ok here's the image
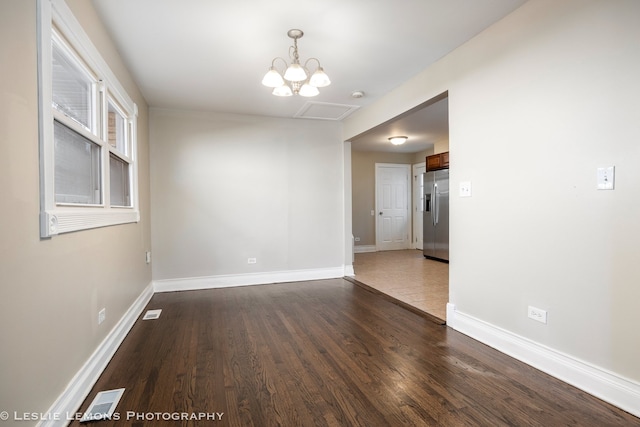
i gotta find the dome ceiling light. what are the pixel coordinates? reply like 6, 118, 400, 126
388, 136, 408, 145
262, 29, 331, 97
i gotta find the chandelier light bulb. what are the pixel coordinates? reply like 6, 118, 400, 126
309, 67, 331, 88
262, 67, 285, 88
284, 63, 307, 82
272, 84, 293, 97
299, 83, 320, 97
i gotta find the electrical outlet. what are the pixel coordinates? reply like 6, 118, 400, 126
248, 258, 257, 264
354, 237, 361, 242
528, 306, 547, 324
98, 308, 106, 325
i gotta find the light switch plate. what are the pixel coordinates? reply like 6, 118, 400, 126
459, 181, 472, 197
597, 166, 615, 190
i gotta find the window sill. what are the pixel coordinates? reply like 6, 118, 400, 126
41, 208, 140, 237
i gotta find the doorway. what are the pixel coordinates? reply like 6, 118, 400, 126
347, 92, 449, 322
375, 163, 411, 251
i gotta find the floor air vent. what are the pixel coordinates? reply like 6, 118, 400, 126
80, 388, 125, 422
143, 309, 162, 320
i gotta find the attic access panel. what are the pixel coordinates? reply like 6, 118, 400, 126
294, 101, 360, 121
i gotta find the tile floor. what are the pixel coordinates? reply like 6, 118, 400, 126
352, 249, 449, 322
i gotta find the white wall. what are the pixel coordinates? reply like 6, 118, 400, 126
344, 0, 640, 407
448, 0, 640, 378
150, 109, 346, 283
0, 0, 151, 422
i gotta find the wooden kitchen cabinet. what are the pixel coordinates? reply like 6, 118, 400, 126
426, 152, 449, 171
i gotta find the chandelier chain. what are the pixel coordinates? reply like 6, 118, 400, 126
290, 37, 300, 64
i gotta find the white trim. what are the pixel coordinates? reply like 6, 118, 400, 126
294, 101, 360, 121
38, 0, 139, 238
344, 143, 354, 276
153, 267, 347, 293
42, 209, 139, 236
37, 282, 154, 427
446, 303, 640, 418
50, 0, 134, 113
412, 162, 426, 250
354, 245, 377, 253
344, 264, 355, 277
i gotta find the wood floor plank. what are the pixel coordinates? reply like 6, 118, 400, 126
68, 279, 640, 426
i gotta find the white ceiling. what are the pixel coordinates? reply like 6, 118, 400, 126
350, 94, 449, 153
91, 0, 527, 152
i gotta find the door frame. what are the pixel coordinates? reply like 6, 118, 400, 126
412, 162, 426, 250
374, 163, 411, 251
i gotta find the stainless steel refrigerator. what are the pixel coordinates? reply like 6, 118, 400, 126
423, 169, 449, 262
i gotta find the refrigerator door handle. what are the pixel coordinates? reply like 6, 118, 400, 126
433, 183, 438, 226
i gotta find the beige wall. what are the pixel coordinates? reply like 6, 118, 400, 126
3, 0, 638, 420
351, 150, 416, 246
412, 148, 432, 164
344, 0, 640, 385
150, 109, 345, 280
0, 0, 151, 422
433, 139, 449, 154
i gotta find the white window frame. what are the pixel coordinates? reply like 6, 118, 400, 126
37, 0, 139, 237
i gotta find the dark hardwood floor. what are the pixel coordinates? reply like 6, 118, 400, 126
70, 279, 639, 426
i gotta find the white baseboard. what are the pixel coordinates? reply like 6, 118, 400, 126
344, 264, 355, 277
153, 266, 348, 293
446, 303, 640, 418
354, 245, 376, 253
37, 282, 154, 427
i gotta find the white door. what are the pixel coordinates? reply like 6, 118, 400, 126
375, 163, 410, 251
413, 163, 426, 250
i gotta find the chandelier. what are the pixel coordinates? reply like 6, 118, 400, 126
261, 29, 331, 97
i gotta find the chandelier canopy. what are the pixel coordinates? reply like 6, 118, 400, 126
262, 29, 331, 97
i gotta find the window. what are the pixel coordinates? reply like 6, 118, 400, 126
54, 120, 102, 205
109, 153, 130, 207
38, 0, 139, 237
